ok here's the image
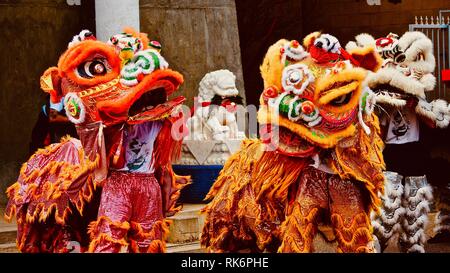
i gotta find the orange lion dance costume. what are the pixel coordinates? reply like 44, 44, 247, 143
201, 32, 386, 253
4, 29, 189, 253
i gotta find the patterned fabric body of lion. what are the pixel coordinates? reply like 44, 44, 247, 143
201, 32, 386, 253
4, 28, 190, 253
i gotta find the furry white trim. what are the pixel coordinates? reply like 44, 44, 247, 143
367, 67, 426, 98
403, 201, 431, 218
120, 78, 139, 86
403, 182, 433, 200
345, 33, 376, 51
366, 240, 377, 253
372, 221, 402, 239
384, 171, 403, 182
379, 207, 405, 225
433, 212, 450, 233
374, 92, 407, 107
381, 196, 402, 211
345, 41, 358, 52
356, 33, 376, 48
415, 98, 435, 120
64, 92, 86, 125
415, 97, 450, 128
383, 180, 404, 199
418, 72, 436, 91
282, 42, 309, 62
120, 49, 169, 87
431, 99, 450, 128
402, 214, 429, 232
398, 31, 435, 73
68, 29, 93, 48
386, 186, 404, 199
400, 229, 427, 244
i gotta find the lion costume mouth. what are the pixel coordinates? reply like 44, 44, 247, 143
128, 87, 167, 117
276, 126, 317, 156
96, 69, 185, 125
371, 83, 411, 107
261, 124, 317, 157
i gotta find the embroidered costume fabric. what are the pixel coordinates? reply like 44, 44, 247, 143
201, 32, 385, 253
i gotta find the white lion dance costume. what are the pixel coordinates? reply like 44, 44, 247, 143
347, 31, 450, 252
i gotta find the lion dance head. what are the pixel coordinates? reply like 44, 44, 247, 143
40, 28, 185, 128
346, 31, 450, 128
258, 32, 382, 157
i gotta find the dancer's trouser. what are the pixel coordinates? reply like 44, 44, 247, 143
88, 171, 165, 253
372, 172, 432, 253
279, 167, 374, 253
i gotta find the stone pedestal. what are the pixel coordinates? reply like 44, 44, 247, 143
176, 139, 242, 165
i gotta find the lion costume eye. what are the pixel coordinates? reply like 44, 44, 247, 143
415, 52, 425, 61
329, 92, 353, 106
288, 71, 302, 84
77, 59, 108, 79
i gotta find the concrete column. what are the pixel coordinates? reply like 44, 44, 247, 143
95, 0, 140, 42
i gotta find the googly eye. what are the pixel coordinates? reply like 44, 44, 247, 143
110, 36, 118, 45
288, 71, 302, 84
77, 60, 108, 79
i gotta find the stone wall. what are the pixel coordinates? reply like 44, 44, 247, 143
0, 0, 95, 204
235, 0, 303, 107
302, 0, 450, 46
139, 0, 246, 107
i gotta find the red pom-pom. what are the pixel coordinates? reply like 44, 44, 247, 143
262, 86, 279, 103
301, 101, 315, 115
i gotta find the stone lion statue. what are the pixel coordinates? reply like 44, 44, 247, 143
186, 69, 245, 141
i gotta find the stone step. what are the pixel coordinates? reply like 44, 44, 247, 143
0, 204, 207, 252
166, 241, 204, 253
0, 206, 17, 246
167, 204, 205, 244
175, 204, 206, 218
0, 225, 16, 245
0, 243, 18, 253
